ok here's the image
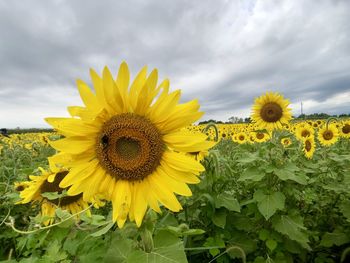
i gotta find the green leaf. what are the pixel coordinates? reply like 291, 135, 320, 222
253, 190, 285, 220
90, 222, 115, 237
204, 236, 226, 257
266, 239, 277, 251
212, 209, 227, 228
274, 168, 308, 185
104, 235, 134, 263
215, 192, 241, 212
127, 231, 187, 263
340, 200, 350, 222
320, 231, 350, 247
238, 167, 265, 182
258, 229, 269, 241
272, 215, 311, 250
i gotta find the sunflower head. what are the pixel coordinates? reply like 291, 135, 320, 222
303, 137, 316, 159
295, 123, 314, 141
17, 168, 90, 225
281, 138, 292, 147
251, 92, 292, 131
46, 62, 215, 228
318, 124, 339, 146
340, 120, 350, 138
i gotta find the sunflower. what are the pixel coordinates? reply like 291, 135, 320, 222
17, 168, 91, 225
295, 123, 314, 141
303, 136, 316, 159
340, 120, 350, 138
235, 132, 248, 144
46, 62, 215, 228
281, 138, 292, 147
318, 124, 339, 146
251, 92, 292, 130
253, 131, 271, 143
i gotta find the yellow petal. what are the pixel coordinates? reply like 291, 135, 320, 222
162, 151, 205, 175
49, 137, 95, 155
148, 171, 182, 212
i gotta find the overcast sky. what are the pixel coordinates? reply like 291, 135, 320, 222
0, 0, 349, 128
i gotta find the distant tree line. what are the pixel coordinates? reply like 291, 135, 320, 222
198, 113, 350, 125
0, 128, 54, 134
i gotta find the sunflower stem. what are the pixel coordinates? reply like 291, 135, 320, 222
325, 117, 338, 130
203, 123, 219, 142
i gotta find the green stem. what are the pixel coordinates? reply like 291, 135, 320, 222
203, 123, 219, 142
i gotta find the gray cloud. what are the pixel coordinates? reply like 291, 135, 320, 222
0, 0, 349, 128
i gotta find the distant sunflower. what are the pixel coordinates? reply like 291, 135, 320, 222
281, 138, 292, 147
340, 120, 350, 138
303, 137, 316, 159
251, 92, 292, 130
235, 132, 247, 144
17, 168, 91, 225
46, 62, 215, 228
318, 124, 339, 146
295, 123, 314, 141
253, 131, 270, 143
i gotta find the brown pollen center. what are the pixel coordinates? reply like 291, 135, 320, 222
260, 102, 283, 122
96, 113, 164, 181
301, 130, 310, 138
342, 124, 350, 134
256, 133, 265, 139
305, 140, 312, 152
323, 130, 333, 140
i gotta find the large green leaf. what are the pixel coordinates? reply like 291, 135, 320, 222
320, 231, 350, 247
127, 231, 187, 263
212, 209, 227, 228
253, 190, 285, 220
272, 215, 310, 250
274, 169, 308, 185
215, 192, 241, 212
104, 235, 134, 263
238, 167, 265, 182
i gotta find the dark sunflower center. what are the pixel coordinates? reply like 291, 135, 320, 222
260, 102, 283, 122
256, 133, 264, 139
96, 113, 164, 181
323, 130, 333, 140
301, 130, 310, 137
342, 124, 350, 134
239, 135, 245, 141
40, 171, 82, 206
116, 137, 141, 160
305, 140, 312, 152
284, 139, 290, 145
15, 185, 25, 191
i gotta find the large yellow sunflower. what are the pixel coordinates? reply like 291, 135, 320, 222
46, 62, 215, 228
318, 124, 339, 146
251, 92, 292, 130
17, 168, 92, 225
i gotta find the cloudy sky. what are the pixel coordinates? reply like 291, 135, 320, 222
0, 0, 349, 128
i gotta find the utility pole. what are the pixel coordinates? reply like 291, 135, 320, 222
301, 101, 303, 116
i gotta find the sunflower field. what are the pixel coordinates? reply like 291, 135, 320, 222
1, 63, 350, 263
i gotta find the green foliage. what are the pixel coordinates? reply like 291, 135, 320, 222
1, 133, 350, 262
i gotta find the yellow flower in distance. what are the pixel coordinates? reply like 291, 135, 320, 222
281, 138, 292, 147
318, 124, 339, 146
340, 120, 350, 138
17, 168, 91, 226
295, 123, 314, 141
251, 92, 292, 130
303, 136, 316, 159
46, 62, 215, 228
